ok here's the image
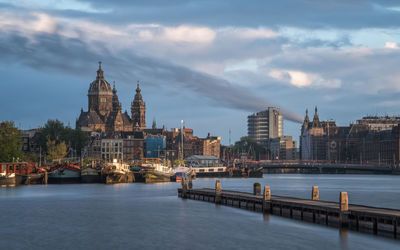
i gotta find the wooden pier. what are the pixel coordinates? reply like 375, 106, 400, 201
178, 181, 400, 239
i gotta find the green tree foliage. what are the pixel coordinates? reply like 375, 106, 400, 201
37, 120, 89, 156
0, 121, 24, 162
46, 138, 67, 163
232, 137, 267, 160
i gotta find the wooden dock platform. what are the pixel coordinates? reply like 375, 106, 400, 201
178, 181, 400, 239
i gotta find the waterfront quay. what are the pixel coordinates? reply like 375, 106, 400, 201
178, 181, 400, 239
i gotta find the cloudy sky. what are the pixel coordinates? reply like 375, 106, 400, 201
1, 0, 400, 144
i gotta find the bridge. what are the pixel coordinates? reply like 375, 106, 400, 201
245, 160, 400, 174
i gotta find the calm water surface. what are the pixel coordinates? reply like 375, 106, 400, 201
1, 174, 400, 250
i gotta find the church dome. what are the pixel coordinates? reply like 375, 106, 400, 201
88, 62, 112, 96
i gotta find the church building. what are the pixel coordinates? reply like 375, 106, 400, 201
76, 62, 146, 133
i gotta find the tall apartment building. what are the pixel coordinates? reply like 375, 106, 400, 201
248, 107, 283, 145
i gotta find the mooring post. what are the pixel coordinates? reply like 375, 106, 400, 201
312, 186, 319, 200
253, 182, 261, 195
339, 192, 349, 228
263, 186, 271, 213
181, 178, 188, 199
215, 180, 222, 204
188, 178, 193, 189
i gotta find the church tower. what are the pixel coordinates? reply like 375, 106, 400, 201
131, 81, 146, 130
88, 62, 113, 118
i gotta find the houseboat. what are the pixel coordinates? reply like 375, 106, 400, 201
185, 155, 228, 178
141, 158, 173, 183
81, 167, 101, 183
48, 163, 81, 184
101, 159, 134, 184
1, 162, 46, 185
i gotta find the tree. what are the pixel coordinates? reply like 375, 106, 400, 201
37, 120, 89, 157
232, 137, 267, 160
0, 121, 24, 162
37, 119, 66, 152
46, 138, 67, 163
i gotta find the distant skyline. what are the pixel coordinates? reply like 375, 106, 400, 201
1, 0, 400, 144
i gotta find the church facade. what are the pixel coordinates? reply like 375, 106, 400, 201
76, 62, 146, 133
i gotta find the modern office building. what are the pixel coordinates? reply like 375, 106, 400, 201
248, 107, 283, 145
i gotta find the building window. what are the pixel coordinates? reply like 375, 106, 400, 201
101, 98, 106, 103
2, 165, 6, 171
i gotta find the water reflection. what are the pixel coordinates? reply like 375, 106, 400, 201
0, 175, 399, 250
339, 229, 349, 249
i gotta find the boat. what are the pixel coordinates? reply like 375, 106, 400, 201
16, 172, 45, 185
186, 155, 228, 178
81, 167, 101, 183
141, 158, 173, 183
1, 162, 46, 185
0, 172, 15, 186
171, 171, 189, 183
48, 164, 81, 184
130, 165, 145, 183
101, 159, 134, 184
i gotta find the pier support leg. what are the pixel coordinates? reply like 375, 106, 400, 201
373, 218, 378, 235
181, 179, 188, 199
215, 180, 222, 204
263, 186, 271, 213
312, 186, 319, 200
339, 192, 349, 228
253, 182, 261, 195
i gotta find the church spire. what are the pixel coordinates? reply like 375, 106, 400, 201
136, 80, 141, 93
112, 81, 121, 112
131, 80, 146, 130
312, 106, 320, 127
112, 81, 116, 93
304, 108, 309, 124
96, 61, 104, 79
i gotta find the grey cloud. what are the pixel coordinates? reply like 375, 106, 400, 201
0, 29, 303, 123
46, 0, 400, 29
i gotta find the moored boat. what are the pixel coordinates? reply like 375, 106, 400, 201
186, 155, 227, 178
101, 159, 134, 184
0, 172, 15, 186
81, 167, 101, 183
1, 162, 45, 185
48, 164, 81, 184
130, 166, 145, 183
171, 172, 188, 183
141, 158, 173, 183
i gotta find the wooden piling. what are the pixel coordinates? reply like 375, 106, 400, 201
215, 180, 222, 204
253, 182, 261, 195
312, 186, 319, 200
181, 178, 188, 199
340, 192, 349, 228
340, 192, 348, 211
263, 186, 271, 213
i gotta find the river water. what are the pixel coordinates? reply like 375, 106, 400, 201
0, 174, 399, 250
